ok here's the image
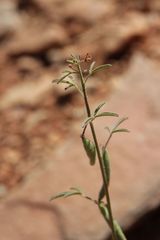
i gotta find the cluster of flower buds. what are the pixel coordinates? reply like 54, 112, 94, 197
81, 53, 92, 62
66, 54, 92, 74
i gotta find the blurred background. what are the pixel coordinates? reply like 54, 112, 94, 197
0, 0, 160, 239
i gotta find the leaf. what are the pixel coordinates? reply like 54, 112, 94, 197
98, 184, 105, 202
64, 191, 82, 198
112, 117, 128, 131
96, 112, 119, 118
66, 59, 74, 64
50, 191, 68, 201
94, 102, 106, 116
89, 61, 96, 74
52, 79, 58, 83
112, 128, 130, 134
66, 57, 77, 64
105, 126, 111, 134
64, 84, 74, 91
61, 80, 73, 84
82, 137, 96, 165
102, 148, 110, 186
92, 64, 112, 74
98, 203, 110, 224
50, 188, 82, 201
114, 220, 127, 240
82, 116, 94, 128
70, 187, 83, 194
63, 81, 74, 90
57, 72, 72, 84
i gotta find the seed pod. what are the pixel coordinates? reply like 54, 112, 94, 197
102, 148, 110, 186
98, 203, 110, 224
82, 136, 96, 165
98, 184, 105, 202
114, 221, 127, 240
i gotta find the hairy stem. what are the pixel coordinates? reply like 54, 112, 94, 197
78, 64, 117, 240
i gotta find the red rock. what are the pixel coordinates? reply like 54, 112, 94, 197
0, 54, 160, 239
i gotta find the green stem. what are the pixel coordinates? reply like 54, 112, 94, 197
104, 133, 113, 149
78, 64, 117, 240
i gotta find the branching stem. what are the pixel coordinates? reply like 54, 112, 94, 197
78, 63, 117, 240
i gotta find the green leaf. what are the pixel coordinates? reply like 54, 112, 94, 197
66, 57, 78, 64
57, 72, 72, 84
82, 137, 96, 165
98, 184, 105, 202
94, 102, 106, 116
112, 117, 128, 131
98, 202, 110, 224
112, 128, 130, 134
89, 61, 96, 74
66, 59, 74, 64
96, 112, 119, 118
50, 188, 82, 201
52, 79, 58, 83
70, 187, 83, 194
64, 191, 82, 198
114, 220, 127, 240
105, 126, 111, 134
102, 148, 110, 186
70, 187, 83, 195
50, 191, 68, 201
92, 64, 112, 74
64, 84, 74, 91
82, 116, 94, 128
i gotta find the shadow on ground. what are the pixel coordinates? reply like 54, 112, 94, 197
106, 205, 160, 240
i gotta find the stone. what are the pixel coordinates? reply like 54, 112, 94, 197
0, 76, 53, 109
0, 1, 21, 37
0, 54, 160, 239
8, 25, 68, 56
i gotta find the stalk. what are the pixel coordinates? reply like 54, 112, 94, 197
78, 64, 117, 240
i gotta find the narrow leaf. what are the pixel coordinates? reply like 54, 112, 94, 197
102, 148, 110, 186
112, 117, 128, 131
57, 72, 72, 84
61, 80, 73, 84
64, 191, 82, 198
92, 64, 112, 73
52, 79, 58, 83
82, 116, 94, 128
96, 112, 119, 118
64, 84, 74, 91
112, 128, 130, 134
82, 137, 96, 165
98, 184, 105, 202
89, 61, 96, 74
94, 102, 106, 116
50, 191, 68, 201
105, 126, 111, 134
114, 220, 127, 240
70, 187, 82, 193
66, 59, 76, 64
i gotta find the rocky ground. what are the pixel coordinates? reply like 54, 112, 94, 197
0, 0, 160, 239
